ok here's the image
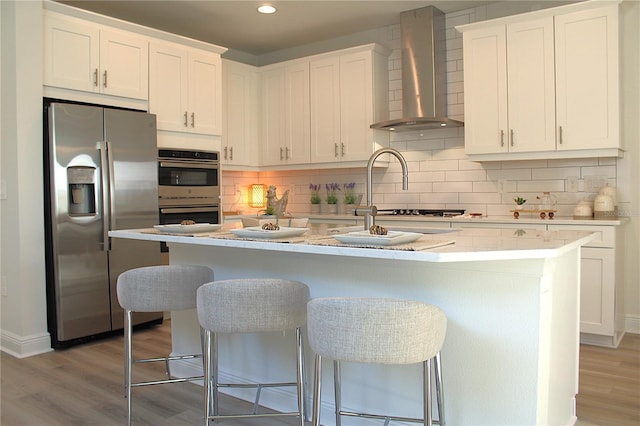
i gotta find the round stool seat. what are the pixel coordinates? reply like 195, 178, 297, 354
197, 278, 310, 426
197, 278, 309, 333
307, 297, 446, 364
307, 297, 447, 426
117, 264, 214, 312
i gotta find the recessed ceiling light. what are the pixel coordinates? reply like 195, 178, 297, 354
257, 5, 277, 14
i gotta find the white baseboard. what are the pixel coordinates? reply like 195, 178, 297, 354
0, 329, 52, 358
625, 314, 640, 334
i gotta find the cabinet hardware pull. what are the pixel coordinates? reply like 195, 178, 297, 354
334, 143, 339, 157
510, 129, 514, 147
103, 70, 107, 88
500, 130, 505, 147
559, 126, 563, 144
94, 69, 98, 87
191, 112, 195, 128
341, 143, 345, 157
224, 147, 228, 160
285, 147, 290, 159
184, 112, 188, 127
229, 147, 233, 160
280, 147, 284, 160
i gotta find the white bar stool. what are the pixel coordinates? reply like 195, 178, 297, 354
116, 264, 214, 426
307, 297, 447, 426
196, 278, 310, 425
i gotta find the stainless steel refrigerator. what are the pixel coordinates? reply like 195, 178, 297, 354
44, 100, 162, 348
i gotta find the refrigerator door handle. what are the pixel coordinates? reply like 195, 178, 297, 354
98, 141, 115, 251
106, 141, 116, 238
98, 141, 109, 251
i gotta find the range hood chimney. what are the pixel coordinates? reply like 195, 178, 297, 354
371, 6, 463, 131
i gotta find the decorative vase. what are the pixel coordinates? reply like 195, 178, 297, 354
310, 204, 321, 215
345, 203, 356, 215
326, 204, 338, 214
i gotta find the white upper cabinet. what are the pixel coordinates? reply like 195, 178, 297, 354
260, 62, 310, 166
458, 1, 622, 160
149, 41, 222, 136
222, 60, 259, 167
554, 5, 619, 151
310, 47, 389, 164
44, 11, 149, 100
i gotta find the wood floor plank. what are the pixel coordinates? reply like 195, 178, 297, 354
2, 321, 638, 425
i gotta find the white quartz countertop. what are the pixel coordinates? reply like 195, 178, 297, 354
110, 225, 596, 263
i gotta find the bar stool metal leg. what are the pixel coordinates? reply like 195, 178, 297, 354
312, 354, 322, 426
295, 327, 306, 426
424, 359, 432, 426
434, 352, 445, 426
333, 360, 342, 426
124, 310, 133, 426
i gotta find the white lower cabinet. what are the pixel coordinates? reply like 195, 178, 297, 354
547, 224, 624, 347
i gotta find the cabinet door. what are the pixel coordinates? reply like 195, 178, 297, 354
100, 29, 148, 100
340, 51, 375, 161
189, 51, 222, 136
222, 61, 258, 166
44, 13, 100, 93
284, 62, 310, 164
506, 18, 556, 153
580, 247, 615, 335
462, 26, 508, 155
555, 5, 619, 150
310, 56, 341, 163
149, 43, 189, 132
261, 68, 287, 165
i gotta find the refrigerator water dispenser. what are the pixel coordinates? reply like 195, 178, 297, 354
67, 166, 96, 216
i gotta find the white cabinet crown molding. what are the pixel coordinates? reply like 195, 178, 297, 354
43, 0, 227, 55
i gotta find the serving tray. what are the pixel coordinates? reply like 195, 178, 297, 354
332, 230, 422, 246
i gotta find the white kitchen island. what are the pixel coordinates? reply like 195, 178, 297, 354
110, 225, 595, 426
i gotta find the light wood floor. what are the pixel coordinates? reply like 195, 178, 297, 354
1, 321, 638, 425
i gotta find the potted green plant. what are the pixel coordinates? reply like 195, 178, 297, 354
325, 183, 340, 214
262, 205, 276, 217
513, 197, 527, 210
309, 184, 321, 214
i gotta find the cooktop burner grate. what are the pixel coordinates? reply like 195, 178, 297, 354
377, 209, 465, 217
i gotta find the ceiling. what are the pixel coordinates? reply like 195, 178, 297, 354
55, 1, 491, 56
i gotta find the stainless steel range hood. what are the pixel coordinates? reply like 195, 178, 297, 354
371, 6, 463, 132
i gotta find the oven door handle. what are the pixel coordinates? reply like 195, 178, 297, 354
160, 206, 219, 214
159, 160, 218, 169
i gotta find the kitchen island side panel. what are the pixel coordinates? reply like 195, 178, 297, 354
166, 242, 579, 426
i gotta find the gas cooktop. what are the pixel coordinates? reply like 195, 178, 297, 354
377, 209, 465, 217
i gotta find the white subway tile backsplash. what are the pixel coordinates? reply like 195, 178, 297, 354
460, 192, 502, 204
411, 171, 446, 182
531, 167, 581, 180
433, 181, 473, 193
445, 170, 487, 182
421, 192, 459, 204
517, 180, 565, 192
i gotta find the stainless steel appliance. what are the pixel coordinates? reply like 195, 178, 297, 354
44, 100, 162, 348
376, 209, 465, 217
158, 149, 220, 252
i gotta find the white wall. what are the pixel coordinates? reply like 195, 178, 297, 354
220, 0, 640, 333
0, 0, 51, 357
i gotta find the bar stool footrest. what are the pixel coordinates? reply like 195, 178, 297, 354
341, 410, 442, 425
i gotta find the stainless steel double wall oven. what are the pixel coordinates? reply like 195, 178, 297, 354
158, 149, 221, 251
